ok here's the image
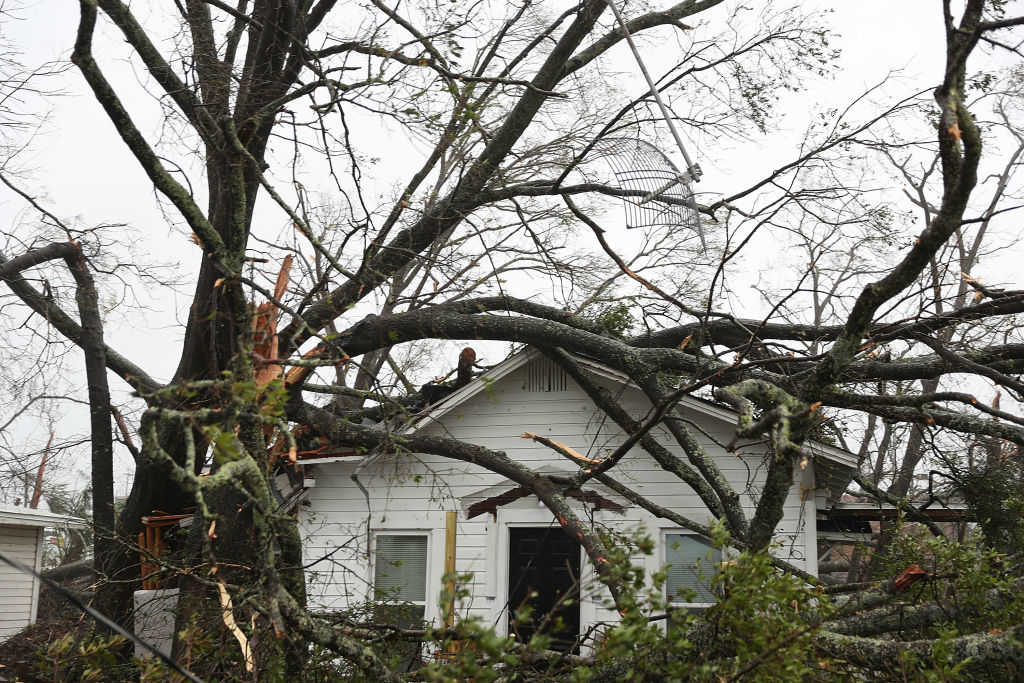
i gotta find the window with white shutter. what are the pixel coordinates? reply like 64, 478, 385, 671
374, 534, 428, 602
664, 533, 721, 609
373, 533, 428, 670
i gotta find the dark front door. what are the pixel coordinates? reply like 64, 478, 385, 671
508, 526, 581, 652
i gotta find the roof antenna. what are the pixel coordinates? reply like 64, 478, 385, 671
601, 0, 706, 248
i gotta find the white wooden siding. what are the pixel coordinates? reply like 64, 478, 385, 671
0, 524, 41, 640
301, 357, 818, 636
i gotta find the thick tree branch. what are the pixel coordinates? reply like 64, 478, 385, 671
823, 578, 1024, 637
563, 0, 723, 77
98, 0, 221, 138
630, 291, 1024, 350
73, 0, 227, 262
63, 244, 116, 615
826, 396, 1024, 447
815, 622, 1024, 678
806, 4, 984, 395
0, 248, 161, 393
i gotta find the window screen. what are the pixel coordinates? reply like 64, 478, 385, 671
374, 534, 428, 602
665, 534, 721, 605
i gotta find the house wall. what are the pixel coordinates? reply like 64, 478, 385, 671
300, 355, 818, 636
0, 524, 42, 640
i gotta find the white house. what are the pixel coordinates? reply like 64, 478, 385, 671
0, 504, 85, 640
296, 348, 857, 650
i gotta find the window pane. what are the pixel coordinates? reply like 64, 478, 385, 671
665, 534, 721, 604
375, 535, 427, 602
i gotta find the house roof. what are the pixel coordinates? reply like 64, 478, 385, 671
408, 346, 858, 471
302, 347, 858, 505
0, 503, 86, 528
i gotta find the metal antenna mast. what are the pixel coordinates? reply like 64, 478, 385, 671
604, 0, 703, 190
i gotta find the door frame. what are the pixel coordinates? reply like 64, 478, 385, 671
491, 505, 594, 639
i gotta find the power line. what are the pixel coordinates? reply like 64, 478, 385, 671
0, 549, 205, 683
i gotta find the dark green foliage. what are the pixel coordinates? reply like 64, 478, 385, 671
422, 524, 833, 682
35, 632, 135, 682
879, 523, 1024, 641
592, 302, 637, 337
956, 457, 1024, 553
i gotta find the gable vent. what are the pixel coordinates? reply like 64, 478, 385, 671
525, 358, 568, 392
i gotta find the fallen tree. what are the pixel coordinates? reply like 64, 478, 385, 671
0, 0, 1023, 679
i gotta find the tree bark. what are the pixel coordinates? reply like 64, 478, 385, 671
64, 245, 117, 618
816, 623, 1024, 680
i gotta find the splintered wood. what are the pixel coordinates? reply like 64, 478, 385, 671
253, 255, 293, 387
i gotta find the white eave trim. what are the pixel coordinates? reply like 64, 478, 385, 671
0, 505, 87, 528
830, 501, 969, 512
297, 455, 366, 465
802, 441, 859, 470
818, 531, 875, 543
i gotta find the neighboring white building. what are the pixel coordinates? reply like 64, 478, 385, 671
296, 348, 857, 649
0, 504, 85, 640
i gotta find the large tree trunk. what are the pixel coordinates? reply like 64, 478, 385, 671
62, 246, 115, 618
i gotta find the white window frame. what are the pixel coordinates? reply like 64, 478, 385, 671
661, 530, 725, 611
371, 529, 433, 623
